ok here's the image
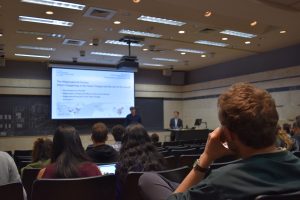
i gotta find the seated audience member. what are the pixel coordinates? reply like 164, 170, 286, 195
21, 138, 53, 175
292, 117, 300, 145
0, 151, 27, 199
110, 124, 125, 151
139, 83, 300, 200
86, 122, 119, 163
150, 133, 159, 143
282, 123, 292, 135
38, 125, 101, 178
116, 124, 165, 199
276, 129, 298, 151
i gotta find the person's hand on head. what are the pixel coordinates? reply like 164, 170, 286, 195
199, 127, 234, 168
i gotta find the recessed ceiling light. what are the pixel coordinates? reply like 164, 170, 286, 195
204, 11, 212, 17
113, 21, 121, 25
0, 33, 3, 37
21, 0, 85, 10
178, 30, 185, 34
201, 54, 206, 58
105, 40, 144, 47
19, 16, 74, 27
132, 0, 141, 3
194, 40, 229, 47
152, 57, 178, 62
220, 29, 256, 38
142, 63, 164, 67
221, 37, 228, 41
250, 21, 257, 26
245, 41, 251, 44
91, 52, 123, 57
119, 29, 162, 38
36, 37, 43, 40
180, 52, 186, 55
15, 53, 50, 59
46, 11, 53, 15
175, 48, 205, 54
89, 42, 93, 46
280, 30, 286, 34
16, 30, 65, 38
137, 15, 186, 26
17, 45, 56, 51
142, 48, 148, 51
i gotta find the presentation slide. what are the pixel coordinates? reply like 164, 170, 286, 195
51, 67, 134, 119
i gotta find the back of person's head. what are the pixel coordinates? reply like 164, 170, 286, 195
282, 123, 291, 134
218, 83, 278, 149
150, 133, 159, 143
111, 124, 125, 142
294, 117, 300, 134
118, 124, 165, 180
32, 138, 53, 163
52, 124, 89, 178
91, 122, 108, 143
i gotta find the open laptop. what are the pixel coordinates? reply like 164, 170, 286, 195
97, 163, 116, 175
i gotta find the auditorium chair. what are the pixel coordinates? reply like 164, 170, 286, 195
31, 175, 115, 200
163, 141, 180, 147
0, 182, 24, 200
159, 150, 172, 157
255, 190, 300, 200
123, 166, 190, 200
153, 142, 162, 147
171, 148, 198, 158
178, 154, 201, 168
164, 155, 177, 169
21, 168, 40, 200
157, 165, 190, 183
14, 150, 32, 157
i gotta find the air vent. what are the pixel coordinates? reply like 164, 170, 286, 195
62, 39, 86, 46
199, 28, 218, 34
84, 7, 116, 20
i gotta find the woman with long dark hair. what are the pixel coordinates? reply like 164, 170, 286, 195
38, 124, 101, 178
116, 123, 165, 199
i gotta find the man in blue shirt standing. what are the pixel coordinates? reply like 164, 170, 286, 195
124, 106, 142, 127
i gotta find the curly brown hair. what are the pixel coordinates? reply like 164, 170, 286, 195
218, 83, 279, 149
32, 138, 53, 162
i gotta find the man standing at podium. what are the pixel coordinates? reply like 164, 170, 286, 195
169, 111, 183, 141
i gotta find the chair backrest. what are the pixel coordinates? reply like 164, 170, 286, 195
159, 150, 171, 157
123, 172, 144, 200
164, 155, 178, 169
153, 142, 162, 147
293, 151, 300, 158
163, 141, 180, 147
123, 166, 190, 200
157, 166, 190, 183
255, 190, 300, 200
31, 175, 116, 200
21, 168, 40, 200
0, 182, 24, 200
14, 150, 32, 157
171, 148, 197, 157
178, 154, 200, 168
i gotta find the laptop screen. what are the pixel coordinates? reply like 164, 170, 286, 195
98, 164, 116, 175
